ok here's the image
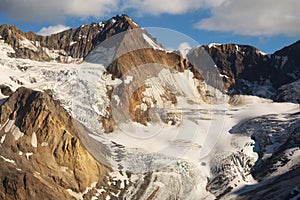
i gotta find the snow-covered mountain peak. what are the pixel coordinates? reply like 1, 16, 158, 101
0, 15, 299, 199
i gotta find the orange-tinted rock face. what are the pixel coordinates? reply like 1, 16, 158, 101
0, 87, 110, 199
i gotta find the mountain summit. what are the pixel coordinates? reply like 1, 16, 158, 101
201, 40, 300, 102
0, 14, 299, 200
0, 14, 139, 62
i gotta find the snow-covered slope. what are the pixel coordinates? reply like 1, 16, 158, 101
0, 31, 299, 200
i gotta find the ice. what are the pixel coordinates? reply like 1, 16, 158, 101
99, 22, 105, 28
0, 134, 6, 143
124, 75, 133, 84
66, 189, 82, 200
280, 56, 288, 69
41, 142, 48, 147
0, 39, 15, 58
272, 147, 300, 176
142, 33, 163, 50
219, 74, 229, 79
1, 155, 16, 164
132, 21, 139, 27
3, 120, 24, 140
1, 38, 299, 199
85, 45, 116, 66
67, 182, 99, 200
110, 171, 129, 189
278, 79, 300, 103
31, 132, 37, 148
18, 38, 38, 52
257, 50, 268, 56
208, 43, 221, 48
70, 41, 77, 46
274, 55, 289, 70
238, 79, 276, 99
91, 188, 106, 200
25, 152, 33, 159
235, 44, 239, 52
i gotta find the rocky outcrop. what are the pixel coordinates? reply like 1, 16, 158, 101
0, 14, 138, 62
277, 79, 300, 103
108, 49, 189, 79
201, 44, 274, 93
0, 87, 111, 199
201, 40, 300, 102
272, 40, 300, 87
0, 84, 13, 96
85, 26, 207, 127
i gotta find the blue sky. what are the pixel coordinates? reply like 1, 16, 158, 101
0, 0, 299, 54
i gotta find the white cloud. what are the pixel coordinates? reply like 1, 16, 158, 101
0, 0, 225, 22
1, 0, 299, 37
123, 0, 202, 15
0, 0, 119, 22
63, 0, 119, 18
37, 25, 70, 36
178, 42, 191, 57
196, 0, 300, 36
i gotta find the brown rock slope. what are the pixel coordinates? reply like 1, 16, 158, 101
87, 27, 209, 127
0, 87, 111, 199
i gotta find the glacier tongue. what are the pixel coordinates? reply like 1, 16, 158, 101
1, 38, 300, 199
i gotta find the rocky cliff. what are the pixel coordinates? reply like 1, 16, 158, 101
0, 87, 111, 199
202, 40, 300, 102
0, 14, 299, 200
0, 14, 138, 62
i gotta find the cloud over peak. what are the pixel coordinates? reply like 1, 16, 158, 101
196, 0, 300, 36
0, 0, 118, 22
1, 0, 299, 37
37, 25, 70, 36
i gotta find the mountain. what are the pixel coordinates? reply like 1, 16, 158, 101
0, 14, 299, 200
0, 87, 111, 199
0, 14, 298, 103
0, 14, 138, 62
201, 41, 300, 102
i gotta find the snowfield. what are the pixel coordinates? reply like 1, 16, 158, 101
0, 39, 299, 199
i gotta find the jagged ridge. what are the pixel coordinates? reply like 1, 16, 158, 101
0, 14, 139, 62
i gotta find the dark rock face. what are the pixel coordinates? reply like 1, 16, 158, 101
0, 84, 13, 96
202, 41, 300, 102
202, 44, 272, 90
0, 87, 111, 199
0, 14, 138, 62
272, 40, 300, 87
